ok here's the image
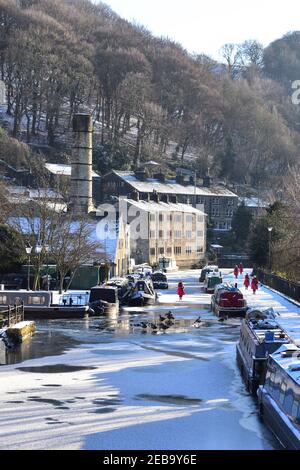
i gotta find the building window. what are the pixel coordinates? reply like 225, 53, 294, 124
150, 248, 156, 256
150, 213, 156, 221
227, 199, 234, 206
197, 246, 204, 253
197, 230, 203, 237
167, 247, 172, 254
197, 215, 204, 223
212, 197, 220, 205
150, 230, 156, 238
0, 295, 7, 304
174, 230, 182, 239
212, 208, 220, 217
186, 231, 192, 239
185, 215, 193, 223
28, 296, 46, 305
175, 247, 181, 255
159, 213, 164, 222
159, 247, 164, 254
175, 214, 182, 222
185, 246, 192, 254
159, 230, 164, 238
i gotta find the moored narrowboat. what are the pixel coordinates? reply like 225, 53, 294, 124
204, 272, 223, 294
199, 265, 219, 283
258, 344, 300, 450
236, 308, 294, 395
0, 290, 91, 319
127, 279, 157, 306
211, 284, 247, 317
89, 286, 119, 315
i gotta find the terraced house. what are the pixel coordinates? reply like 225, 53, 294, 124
99, 168, 238, 232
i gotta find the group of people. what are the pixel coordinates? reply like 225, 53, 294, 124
233, 263, 259, 294
176, 264, 259, 301
243, 272, 259, 294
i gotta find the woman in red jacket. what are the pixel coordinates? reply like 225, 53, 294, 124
234, 265, 239, 279
251, 276, 259, 294
177, 282, 185, 301
244, 274, 250, 290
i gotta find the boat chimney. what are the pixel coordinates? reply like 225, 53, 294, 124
70, 114, 94, 214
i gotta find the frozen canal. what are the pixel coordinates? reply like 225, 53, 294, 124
0, 269, 299, 450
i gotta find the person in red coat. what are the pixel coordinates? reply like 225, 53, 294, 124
234, 265, 239, 279
239, 263, 244, 275
177, 282, 185, 301
244, 273, 250, 290
251, 276, 259, 294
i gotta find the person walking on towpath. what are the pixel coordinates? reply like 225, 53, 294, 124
234, 265, 239, 279
251, 276, 259, 294
177, 282, 186, 301
239, 263, 244, 275
244, 273, 250, 290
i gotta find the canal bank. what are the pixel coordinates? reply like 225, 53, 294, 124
1, 269, 298, 450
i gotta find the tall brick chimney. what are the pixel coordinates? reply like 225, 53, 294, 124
70, 114, 94, 214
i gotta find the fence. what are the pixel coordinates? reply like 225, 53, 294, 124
256, 269, 300, 303
0, 304, 24, 328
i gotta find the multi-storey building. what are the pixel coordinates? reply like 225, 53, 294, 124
120, 197, 206, 269
99, 168, 238, 232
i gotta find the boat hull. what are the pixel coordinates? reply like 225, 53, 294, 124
258, 386, 300, 450
127, 295, 156, 306
236, 344, 260, 395
24, 306, 90, 320
212, 303, 248, 318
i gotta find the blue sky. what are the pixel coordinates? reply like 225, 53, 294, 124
98, 0, 300, 59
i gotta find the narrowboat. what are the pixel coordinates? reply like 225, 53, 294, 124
258, 344, 300, 449
0, 290, 91, 319
151, 272, 169, 290
106, 277, 132, 302
236, 308, 294, 395
204, 272, 223, 294
199, 265, 219, 283
89, 286, 119, 315
127, 279, 157, 306
211, 283, 247, 317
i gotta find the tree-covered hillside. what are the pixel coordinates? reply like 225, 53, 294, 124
0, 0, 299, 188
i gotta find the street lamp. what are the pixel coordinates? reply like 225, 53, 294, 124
44, 244, 50, 290
268, 227, 273, 272
26, 246, 32, 291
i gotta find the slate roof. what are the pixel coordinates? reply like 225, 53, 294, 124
123, 198, 206, 215
112, 171, 238, 198
45, 163, 100, 179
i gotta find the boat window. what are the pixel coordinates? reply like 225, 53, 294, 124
292, 397, 299, 420
283, 390, 293, 415
0, 295, 7, 304
28, 296, 46, 305
279, 381, 287, 405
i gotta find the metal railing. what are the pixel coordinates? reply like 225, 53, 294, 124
256, 269, 300, 303
0, 303, 25, 328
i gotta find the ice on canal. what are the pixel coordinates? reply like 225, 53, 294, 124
0, 269, 299, 450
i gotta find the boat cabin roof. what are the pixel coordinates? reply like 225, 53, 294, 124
203, 265, 219, 271
245, 318, 292, 346
270, 345, 300, 386
106, 277, 128, 286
